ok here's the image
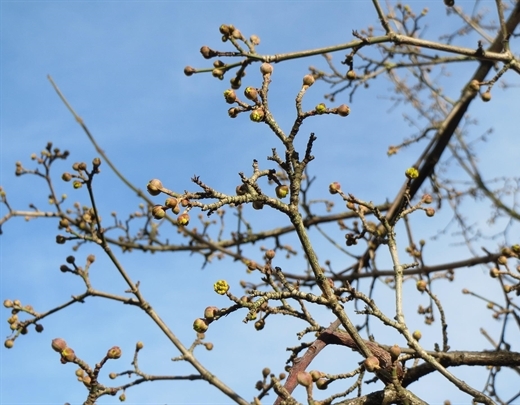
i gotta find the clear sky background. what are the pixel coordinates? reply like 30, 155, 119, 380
1, 1, 519, 404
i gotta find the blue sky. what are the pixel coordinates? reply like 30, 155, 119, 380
1, 1, 519, 404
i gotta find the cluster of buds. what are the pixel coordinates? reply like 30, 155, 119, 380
146, 179, 190, 225
51, 338, 76, 363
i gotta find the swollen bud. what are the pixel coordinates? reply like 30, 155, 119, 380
260, 63, 273, 75
275, 185, 289, 199
146, 179, 163, 196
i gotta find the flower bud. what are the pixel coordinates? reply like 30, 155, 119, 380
146, 179, 163, 196
152, 205, 166, 220
244, 87, 258, 101
275, 185, 289, 199
302, 75, 315, 86
136, 341, 144, 350
481, 91, 491, 102
213, 280, 230, 295
416, 280, 427, 292
204, 306, 219, 320
223, 89, 236, 104
265, 249, 276, 260
337, 104, 350, 117
328, 182, 341, 194
184, 66, 196, 76
61, 347, 76, 362
193, 318, 209, 333
405, 167, 419, 179
315, 103, 327, 114
364, 356, 380, 372
107, 346, 122, 359
164, 198, 178, 209
177, 213, 190, 226
4, 339, 14, 349
200, 46, 216, 59
346, 70, 356, 80
389, 344, 401, 360
413, 330, 422, 340
250, 108, 265, 122
425, 208, 435, 217
51, 338, 67, 352
62, 172, 72, 182
260, 63, 273, 75
297, 371, 313, 387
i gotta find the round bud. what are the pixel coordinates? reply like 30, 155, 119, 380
469, 80, 480, 92
244, 87, 258, 101
183, 66, 196, 76
254, 319, 265, 330
136, 341, 144, 350
228, 108, 239, 118
212, 68, 224, 79
416, 280, 427, 292
444, 0, 455, 6
61, 172, 72, 182
252, 201, 264, 210
250, 108, 265, 122
337, 104, 350, 117
51, 338, 68, 352
4, 339, 14, 349
200, 46, 215, 59
204, 306, 219, 320
213, 280, 230, 295
316, 378, 328, 390
421, 194, 433, 204
3, 299, 13, 308
193, 318, 209, 333
302, 75, 315, 86
364, 356, 380, 372
152, 205, 166, 220
146, 179, 163, 196
481, 91, 491, 102
107, 346, 122, 359
389, 344, 401, 360
250, 35, 260, 45
315, 103, 327, 114
425, 208, 435, 217
346, 70, 356, 80
297, 371, 313, 387
230, 77, 241, 89
405, 167, 419, 179
223, 89, 236, 104
35, 324, 44, 333
219, 24, 231, 36
61, 347, 76, 362
275, 185, 289, 199
204, 342, 214, 350
497, 256, 508, 265
262, 367, 271, 378
413, 330, 422, 340
265, 249, 276, 260
310, 370, 324, 381
328, 182, 341, 194
177, 213, 190, 226
260, 63, 273, 75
